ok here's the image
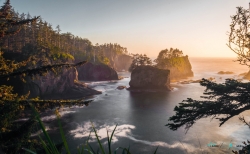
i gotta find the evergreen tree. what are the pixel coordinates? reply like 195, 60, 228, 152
167, 6, 250, 140
128, 54, 152, 72
154, 48, 183, 68
0, 1, 88, 153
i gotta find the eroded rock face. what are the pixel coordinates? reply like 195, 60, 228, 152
128, 66, 171, 91
77, 62, 118, 81
22, 68, 101, 99
114, 54, 133, 71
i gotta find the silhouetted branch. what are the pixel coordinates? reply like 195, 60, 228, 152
167, 79, 250, 131
0, 61, 87, 78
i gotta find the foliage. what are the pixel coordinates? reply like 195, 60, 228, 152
0, 1, 90, 153
227, 7, 250, 67
167, 78, 250, 131
0, 1, 129, 67
128, 54, 152, 72
154, 48, 183, 68
0, 0, 39, 38
167, 6, 250, 153
0, 8, 129, 67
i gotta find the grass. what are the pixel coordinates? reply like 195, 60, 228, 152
19, 104, 250, 154
23, 104, 159, 154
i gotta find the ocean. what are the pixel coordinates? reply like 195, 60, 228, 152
40, 57, 250, 154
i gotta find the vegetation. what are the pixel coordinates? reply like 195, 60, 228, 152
128, 48, 186, 72
0, 1, 91, 153
0, 6, 129, 67
227, 7, 250, 67
154, 48, 184, 68
0, 0, 137, 153
167, 6, 250, 154
128, 53, 152, 72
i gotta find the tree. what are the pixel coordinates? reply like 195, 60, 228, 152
128, 53, 152, 72
167, 8, 250, 153
167, 78, 250, 131
167, 7, 250, 133
154, 48, 183, 68
0, 1, 88, 153
227, 7, 250, 67
0, 0, 39, 38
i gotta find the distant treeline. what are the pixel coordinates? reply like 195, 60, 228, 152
0, 9, 129, 67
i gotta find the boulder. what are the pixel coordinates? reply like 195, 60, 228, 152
128, 66, 171, 91
117, 86, 127, 90
77, 62, 119, 81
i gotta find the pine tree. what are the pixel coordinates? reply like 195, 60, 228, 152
0, 1, 88, 153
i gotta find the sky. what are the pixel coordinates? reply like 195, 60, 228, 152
8, 0, 250, 58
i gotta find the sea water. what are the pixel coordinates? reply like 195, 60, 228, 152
43, 57, 250, 154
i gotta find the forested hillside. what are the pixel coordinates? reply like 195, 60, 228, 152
0, 8, 130, 69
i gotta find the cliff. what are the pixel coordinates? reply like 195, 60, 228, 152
128, 65, 171, 91
77, 62, 119, 81
114, 54, 133, 71
157, 56, 193, 81
4, 68, 101, 99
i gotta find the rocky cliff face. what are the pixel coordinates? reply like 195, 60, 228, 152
20, 68, 101, 99
77, 62, 119, 81
157, 56, 193, 81
128, 65, 171, 91
114, 54, 133, 71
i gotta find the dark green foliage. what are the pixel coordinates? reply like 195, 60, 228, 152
154, 48, 183, 68
0, 0, 39, 38
167, 6, 250, 154
167, 78, 250, 131
167, 7, 250, 133
128, 53, 152, 72
0, 1, 91, 153
75, 43, 128, 67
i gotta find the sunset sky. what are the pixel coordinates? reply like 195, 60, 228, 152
10, 0, 249, 58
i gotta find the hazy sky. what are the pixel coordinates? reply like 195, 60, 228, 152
9, 0, 249, 58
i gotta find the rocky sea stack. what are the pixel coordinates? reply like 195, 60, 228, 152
128, 65, 171, 91
77, 62, 119, 81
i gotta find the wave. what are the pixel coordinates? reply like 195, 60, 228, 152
69, 122, 199, 153
41, 110, 76, 121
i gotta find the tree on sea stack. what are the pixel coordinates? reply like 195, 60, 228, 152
154, 48, 183, 68
167, 6, 250, 153
128, 53, 152, 72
